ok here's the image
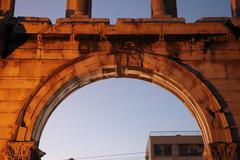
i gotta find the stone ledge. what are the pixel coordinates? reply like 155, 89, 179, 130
117, 18, 185, 24
196, 17, 240, 28
56, 18, 110, 24
16, 17, 52, 24
196, 17, 231, 23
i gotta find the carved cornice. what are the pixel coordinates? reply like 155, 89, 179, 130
203, 142, 237, 160
7, 141, 45, 160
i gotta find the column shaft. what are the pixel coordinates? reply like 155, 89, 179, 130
151, 0, 177, 18
231, 0, 240, 17
0, 0, 15, 18
66, 0, 92, 18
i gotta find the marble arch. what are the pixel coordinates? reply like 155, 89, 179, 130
0, 0, 239, 159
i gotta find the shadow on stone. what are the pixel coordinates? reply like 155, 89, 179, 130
176, 61, 240, 144
0, 17, 27, 58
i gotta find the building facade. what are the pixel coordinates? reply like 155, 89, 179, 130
146, 131, 203, 160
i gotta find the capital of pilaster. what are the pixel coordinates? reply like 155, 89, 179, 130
203, 142, 237, 160
7, 141, 45, 160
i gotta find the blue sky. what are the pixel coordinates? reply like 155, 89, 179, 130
14, 1, 231, 160
15, 0, 231, 23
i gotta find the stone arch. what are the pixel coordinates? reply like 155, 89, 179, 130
13, 52, 233, 149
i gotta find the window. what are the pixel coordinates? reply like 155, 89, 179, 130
179, 144, 204, 156
153, 144, 172, 156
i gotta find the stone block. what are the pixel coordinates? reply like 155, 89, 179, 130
161, 23, 229, 35
0, 113, 18, 126
117, 18, 185, 24
0, 154, 7, 160
227, 102, 240, 110
151, 42, 169, 55
0, 101, 23, 113
0, 139, 7, 154
16, 127, 27, 141
0, 78, 40, 89
40, 50, 65, 60
206, 50, 240, 60
8, 49, 38, 59
14, 17, 52, 34
185, 61, 226, 79
226, 60, 240, 78
56, 18, 109, 24
0, 60, 20, 77
18, 60, 67, 78
17, 17, 51, 24
210, 78, 240, 91
0, 126, 14, 139
0, 89, 32, 101
220, 91, 240, 103
196, 17, 230, 23
43, 41, 73, 50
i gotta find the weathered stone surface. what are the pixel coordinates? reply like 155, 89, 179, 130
0, 101, 23, 113
66, 0, 92, 18
0, 113, 18, 126
18, 60, 67, 77
203, 142, 237, 160
151, 0, 177, 18
0, 126, 14, 139
211, 79, 240, 92
7, 141, 45, 160
117, 18, 185, 24
57, 17, 109, 24
231, 0, 240, 17
0, 79, 40, 89
0, 89, 32, 101
0, 1, 239, 159
0, 0, 15, 18
0, 60, 20, 77
185, 61, 227, 79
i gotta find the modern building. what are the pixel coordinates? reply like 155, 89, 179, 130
146, 131, 204, 160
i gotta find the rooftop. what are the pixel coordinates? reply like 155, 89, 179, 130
149, 131, 201, 137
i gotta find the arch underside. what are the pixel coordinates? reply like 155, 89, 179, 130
16, 52, 233, 148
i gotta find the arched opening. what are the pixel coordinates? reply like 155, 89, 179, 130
14, 52, 233, 154
5, 1, 238, 159
39, 78, 200, 160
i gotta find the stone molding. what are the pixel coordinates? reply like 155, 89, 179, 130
203, 142, 237, 160
7, 141, 45, 160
